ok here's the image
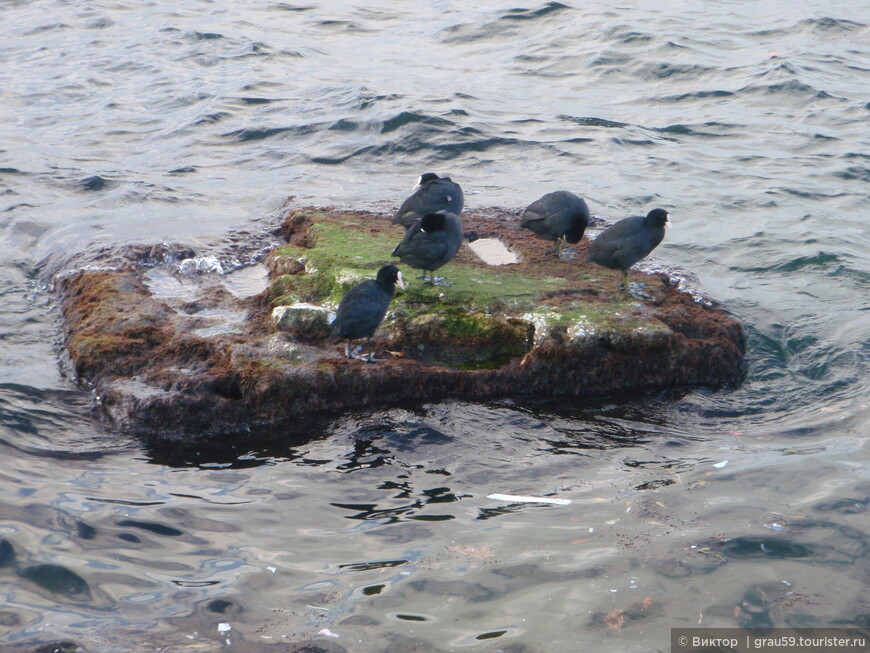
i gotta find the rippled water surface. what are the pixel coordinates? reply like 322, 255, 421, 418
1, 1, 868, 651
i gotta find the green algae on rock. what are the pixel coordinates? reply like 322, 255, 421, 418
54, 206, 746, 438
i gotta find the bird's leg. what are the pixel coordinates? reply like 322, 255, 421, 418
350, 338, 378, 362
420, 269, 454, 287
366, 337, 378, 363
620, 269, 629, 291
555, 239, 563, 258
344, 342, 352, 359
429, 275, 455, 287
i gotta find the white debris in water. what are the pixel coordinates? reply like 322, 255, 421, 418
468, 238, 519, 265
217, 623, 231, 633
487, 493, 571, 506
179, 255, 224, 275
712, 460, 729, 468
318, 628, 340, 638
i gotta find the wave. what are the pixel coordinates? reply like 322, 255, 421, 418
798, 16, 867, 32
222, 125, 322, 142
78, 175, 114, 192
500, 2, 570, 21
380, 111, 454, 134
559, 115, 628, 129
559, 115, 741, 140
634, 62, 718, 80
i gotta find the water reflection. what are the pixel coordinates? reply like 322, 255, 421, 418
0, 391, 867, 650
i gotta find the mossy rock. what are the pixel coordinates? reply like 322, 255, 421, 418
261, 208, 677, 369
54, 206, 747, 438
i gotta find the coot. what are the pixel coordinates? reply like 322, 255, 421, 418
391, 211, 463, 285
520, 190, 590, 256
331, 264, 405, 362
587, 208, 670, 288
392, 173, 464, 229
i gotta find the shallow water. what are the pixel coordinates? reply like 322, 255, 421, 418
1, 0, 868, 651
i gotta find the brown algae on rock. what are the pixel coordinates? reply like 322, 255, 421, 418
55, 206, 746, 437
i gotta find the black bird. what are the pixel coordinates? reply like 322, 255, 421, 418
392, 173, 464, 229
588, 208, 670, 289
331, 265, 405, 362
391, 211, 463, 285
520, 190, 590, 257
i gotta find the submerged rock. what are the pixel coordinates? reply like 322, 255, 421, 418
54, 206, 746, 438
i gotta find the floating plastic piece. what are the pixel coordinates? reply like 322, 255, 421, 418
487, 493, 571, 505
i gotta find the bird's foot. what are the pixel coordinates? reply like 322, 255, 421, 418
345, 344, 365, 359
627, 282, 653, 301
558, 247, 578, 261
424, 276, 454, 287
350, 353, 380, 363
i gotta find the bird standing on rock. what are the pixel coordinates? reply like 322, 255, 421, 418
392, 173, 464, 229
331, 264, 405, 362
520, 190, 590, 257
392, 210, 463, 285
587, 208, 670, 290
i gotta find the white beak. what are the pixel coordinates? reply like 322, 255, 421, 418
396, 271, 406, 290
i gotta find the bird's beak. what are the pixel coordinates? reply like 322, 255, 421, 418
666, 213, 672, 226
396, 271, 406, 290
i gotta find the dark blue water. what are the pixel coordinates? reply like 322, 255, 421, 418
0, 1, 868, 651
